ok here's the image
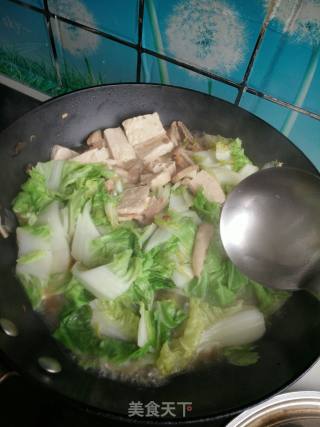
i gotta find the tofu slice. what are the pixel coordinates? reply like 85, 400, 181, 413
104, 127, 136, 162
135, 135, 174, 163
73, 147, 110, 163
172, 165, 199, 183
122, 113, 166, 146
189, 170, 225, 204
192, 223, 214, 277
117, 185, 150, 215
51, 145, 78, 161
86, 129, 106, 149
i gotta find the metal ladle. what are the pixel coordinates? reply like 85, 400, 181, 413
220, 167, 320, 292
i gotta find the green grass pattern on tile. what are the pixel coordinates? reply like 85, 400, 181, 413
0, 47, 103, 96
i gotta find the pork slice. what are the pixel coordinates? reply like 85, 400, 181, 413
172, 165, 199, 183
122, 112, 166, 146
105, 179, 115, 193
140, 173, 154, 185
86, 129, 106, 149
176, 121, 194, 144
150, 169, 172, 189
167, 121, 194, 145
117, 185, 150, 215
192, 223, 214, 277
73, 147, 110, 163
104, 127, 136, 162
126, 159, 144, 184
166, 121, 180, 146
172, 146, 194, 169
114, 167, 129, 182
166, 161, 177, 177
121, 158, 141, 170
135, 135, 174, 163
51, 145, 78, 161
142, 197, 168, 224
189, 170, 225, 204
105, 159, 126, 169
147, 159, 176, 175
118, 214, 144, 222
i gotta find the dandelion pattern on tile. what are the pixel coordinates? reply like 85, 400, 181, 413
166, 0, 247, 76
50, 0, 100, 55
269, 0, 320, 45
266, 0, 320, 136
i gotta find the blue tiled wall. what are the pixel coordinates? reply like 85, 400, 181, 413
0, 0, 319, 169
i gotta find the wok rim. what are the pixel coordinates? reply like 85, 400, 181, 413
0, 82, 318, 172
1, 346, 319, 425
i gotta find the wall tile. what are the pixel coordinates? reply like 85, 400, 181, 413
143, 0, 265, 82
48, 0, 139, 43
240, 93, 320, 170
141, 53, 238, 103
0, 0, 57, 94
52, 19, 137, 91
248, 1, 320, 115
23, 0, 43, 8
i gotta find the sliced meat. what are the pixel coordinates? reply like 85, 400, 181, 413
126, 159, 144, 184
51, 145, 78, 161
122, 112, 166, 146
118, 214, 144, 222
192, 223, 214, 277
142, 197, 168, 223
117, 185, 150, 215
166, 121, 181, 146
105, 179, 115, 193
86, 129, 106, 149
181, 177, 193, 187
140, 173, 154, 185
114, 167, 129, 182
166, 161, 176, 177
147, 159, 176, 175
172, 146, 194, 169
135, 135, 174, 163
73, 147, 110, 163
150, 169, 171, 189
104, 127, 136, 162
177, 121, 194, 144
41, 293, 66, 330
105, 159, 124, 169
172, 165, 199, 183
167, 121, 194, 145
121, 158, 141, 170
189, 170, 225, 204
141, 161, 175, 189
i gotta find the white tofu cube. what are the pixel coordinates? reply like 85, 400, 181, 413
104, 127, 136, 162
122, 113, 166, 146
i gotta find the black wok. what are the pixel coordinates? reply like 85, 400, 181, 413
0, 84, 319, 426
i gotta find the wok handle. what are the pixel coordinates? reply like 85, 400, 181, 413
0, 359, 18, 384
